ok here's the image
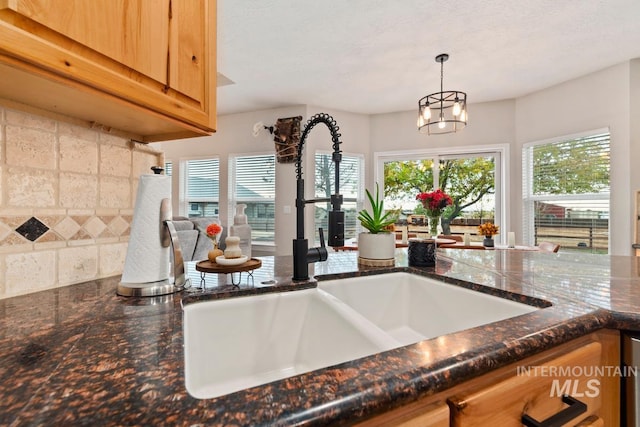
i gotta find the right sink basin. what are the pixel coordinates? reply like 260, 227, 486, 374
318, 272, 539, 346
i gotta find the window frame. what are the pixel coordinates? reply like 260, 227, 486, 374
374, 144, 509, 242
522, 128, 610, 249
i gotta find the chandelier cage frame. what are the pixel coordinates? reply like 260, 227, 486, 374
417, 53, 467, 135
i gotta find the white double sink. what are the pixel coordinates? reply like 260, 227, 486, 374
183, 272, 538, 399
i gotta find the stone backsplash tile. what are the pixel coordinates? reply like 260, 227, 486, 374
59, 135, 98, 174
99, 176, 131, 209
7, 167, 57, 207
15, 217, 49, 241
5, 126, 56, 170
59, 173, 98, 208
100, 144, 131, 177
0, 104, 163, 299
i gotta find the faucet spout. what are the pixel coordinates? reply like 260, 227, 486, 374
292, 113, 345, 281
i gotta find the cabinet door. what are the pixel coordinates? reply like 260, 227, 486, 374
169, 0, 205, 103
448, 342, 603, 426
5, 0, 169, 85
0, 0, 215, 139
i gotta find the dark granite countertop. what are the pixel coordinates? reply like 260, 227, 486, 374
1, 250, 639, 426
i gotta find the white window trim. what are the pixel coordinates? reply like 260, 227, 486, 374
374, 144, 510, 242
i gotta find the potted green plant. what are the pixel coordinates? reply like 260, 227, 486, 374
357, 184, 397, 265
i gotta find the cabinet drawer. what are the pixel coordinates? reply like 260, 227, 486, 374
449, 342, 602, 426
357, 401, 449, 427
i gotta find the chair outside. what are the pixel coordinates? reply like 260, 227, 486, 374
538, 241, 560, 253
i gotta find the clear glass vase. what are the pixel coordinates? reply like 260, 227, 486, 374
428, 215, 440, 237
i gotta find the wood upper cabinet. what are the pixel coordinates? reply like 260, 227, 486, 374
0, 0, 216, 141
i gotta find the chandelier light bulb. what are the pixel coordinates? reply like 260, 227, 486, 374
417, 114, 425, 127
423, 105, 431, 120
452, 100, 461, 116
460, 109, 467, 122
438, 117, 446, 129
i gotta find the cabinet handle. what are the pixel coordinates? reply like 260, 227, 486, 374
521, 394, 587, 427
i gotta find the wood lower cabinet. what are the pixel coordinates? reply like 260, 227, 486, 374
360, 330, 620, 427
0, 0, 215, 141
356, 401, 449, 427
448, 341, 604, 426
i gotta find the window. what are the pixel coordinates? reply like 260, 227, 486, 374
523, 130, 610, 253
314, 152, 364, 240
164, 161, 172, 191
378, 148, 504, 242
182, 158, 219, 217
230, 154, 276, 242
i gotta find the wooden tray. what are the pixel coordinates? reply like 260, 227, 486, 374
195, 258, 262, 274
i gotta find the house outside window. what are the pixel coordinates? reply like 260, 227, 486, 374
522, 130, 610, 253
182, 157, 219, 217
230, 154, 276, 243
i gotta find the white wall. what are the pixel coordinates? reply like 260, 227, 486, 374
369, 100, 516, 234
369, 100, 516, 154
515, 62, 631, 255
156, 105, 371, 256
158, 59, 640, 256
156, 105, 306, 255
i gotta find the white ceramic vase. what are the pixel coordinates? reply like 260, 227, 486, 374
224, 236, 243, 259
357, 232, 395, 260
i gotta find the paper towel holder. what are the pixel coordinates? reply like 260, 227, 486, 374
117, 198, 191, 297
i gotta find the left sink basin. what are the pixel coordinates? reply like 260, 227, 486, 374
183, 288, 398, 399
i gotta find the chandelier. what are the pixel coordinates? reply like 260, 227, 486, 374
417, 53, 467, 135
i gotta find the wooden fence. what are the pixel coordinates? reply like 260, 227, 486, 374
448, 217, 609, 253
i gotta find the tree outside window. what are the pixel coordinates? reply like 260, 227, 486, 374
383, 154, 497, 237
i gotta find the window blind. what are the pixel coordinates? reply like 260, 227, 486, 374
234, 155, 275, 200
186, 158, 219, 200
232, 154, 276, 242
531, 133, 610, 196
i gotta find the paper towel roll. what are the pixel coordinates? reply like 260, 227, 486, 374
121, 174, 171, 283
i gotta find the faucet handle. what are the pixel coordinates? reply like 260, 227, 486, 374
318, 227, 326, 248
306, 228, 328, 264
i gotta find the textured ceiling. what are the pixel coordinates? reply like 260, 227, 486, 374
217, 0, 640, 115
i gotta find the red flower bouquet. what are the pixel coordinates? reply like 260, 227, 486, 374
416, 189, 453, 216
416, 189, 453, 235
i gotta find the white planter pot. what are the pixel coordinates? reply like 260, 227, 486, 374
357, 232, 395, 260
